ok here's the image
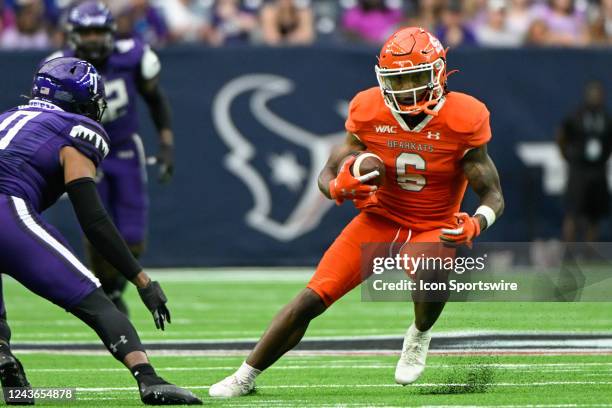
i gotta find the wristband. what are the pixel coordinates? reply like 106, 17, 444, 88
474, 205, 496, 230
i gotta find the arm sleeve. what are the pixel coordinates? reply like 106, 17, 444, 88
66, 177, 141, 280
139, 82, 173, 132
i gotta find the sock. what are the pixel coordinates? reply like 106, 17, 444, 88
131, 363, 166, 386
408, 322, 431, 337
235, 362, 261, 384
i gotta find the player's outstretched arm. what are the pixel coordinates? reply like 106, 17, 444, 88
440, 144, 504, 244
318, 132, 367, 199
60, 146, 171, 329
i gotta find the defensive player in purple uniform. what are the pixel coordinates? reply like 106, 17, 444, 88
44, 1, 175, 314
0, 57, 201, 405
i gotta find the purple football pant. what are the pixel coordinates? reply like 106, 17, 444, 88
0, 194, 100, 311
97, 134, 149, 245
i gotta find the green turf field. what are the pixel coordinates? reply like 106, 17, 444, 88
5, 270, 611, 343
11, 354, 612, 406
2, 270, 612, 406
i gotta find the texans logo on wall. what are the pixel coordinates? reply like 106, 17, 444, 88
213, 74, 348, 242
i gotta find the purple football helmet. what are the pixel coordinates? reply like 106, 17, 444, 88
32, 57, 107, 122
66, 1, 116, 64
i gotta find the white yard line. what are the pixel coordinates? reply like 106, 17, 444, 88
12, 348, 612, 357
72, 381, 612, 393
23, 363, 612, 373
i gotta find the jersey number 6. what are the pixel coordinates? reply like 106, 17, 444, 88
396, 152, 426, 192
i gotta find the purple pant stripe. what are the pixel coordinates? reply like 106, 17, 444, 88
0, 194, 99, 311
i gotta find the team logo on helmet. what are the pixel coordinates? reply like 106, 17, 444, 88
32, 57, 107, 122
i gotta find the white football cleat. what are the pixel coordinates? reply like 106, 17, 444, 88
209, 374, 255, 398
395, 323, 432, 385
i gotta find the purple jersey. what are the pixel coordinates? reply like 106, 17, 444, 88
0, 100, 109, 212
45, 38, 161, 147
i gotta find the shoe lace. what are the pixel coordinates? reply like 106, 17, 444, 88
401, 336, 428, 364
227, 375, 252, 391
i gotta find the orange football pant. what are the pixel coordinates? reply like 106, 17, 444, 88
307, 211, 448, 306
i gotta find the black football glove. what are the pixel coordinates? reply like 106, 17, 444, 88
157, 143, 174, 184
138, 281, 171, 330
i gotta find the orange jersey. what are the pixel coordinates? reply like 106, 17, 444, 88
345, 87, 491, 232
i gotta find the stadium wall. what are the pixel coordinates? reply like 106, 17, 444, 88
0, 46, 611, 266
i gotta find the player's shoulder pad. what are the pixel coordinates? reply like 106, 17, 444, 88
140, 44, 161, 80
67, 116, 110, 159
443, 92, 490, 134
346, 87, 383, 133
112, 37, 146, 68
115, 38, 139, 54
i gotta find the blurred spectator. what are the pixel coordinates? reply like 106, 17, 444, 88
404, 0, 443, 32
589, 0, 612, 45
474, 0, 523, 47
0, 0, 50, 49
436, 1, 477, 48
208, 0, 257, 46
462, 0, 488, 22
557, 80, 612, 242
530, 0, 588, 46
114, 0, 169, 46
260, 0, 314, 45
42, 0, 76, 26
0, 0, 611, 49
156, 0, 208, 43
506, 0, 533, 41
341, 0, 402, 44
0, 0, 16, 35
524, 18, 551, 45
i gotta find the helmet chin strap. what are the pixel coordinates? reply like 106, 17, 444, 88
421, 100, 440, 116
398, 97, 440, 117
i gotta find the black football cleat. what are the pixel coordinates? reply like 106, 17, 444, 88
139, 382, 202, 405
0, 352, 34, 405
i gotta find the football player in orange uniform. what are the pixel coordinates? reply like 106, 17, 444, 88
209, 27, 504, 397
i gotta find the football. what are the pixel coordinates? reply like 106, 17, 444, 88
342, 151, 386, 186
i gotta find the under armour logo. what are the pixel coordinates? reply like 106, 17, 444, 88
110, 335, 128, 353
426, 131, 441, 140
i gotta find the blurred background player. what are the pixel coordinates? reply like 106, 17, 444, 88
209, 27, 504, 397
557, 80, 612, 242
44, 1, 175, 315
0, 57, 200, 405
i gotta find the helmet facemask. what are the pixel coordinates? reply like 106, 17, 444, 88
376, 58, 446, 116
77, 96, 107, 122
69, 26, 114, 65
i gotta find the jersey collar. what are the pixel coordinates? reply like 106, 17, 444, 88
390, 96, 446, 133
26, 99, 65, 111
